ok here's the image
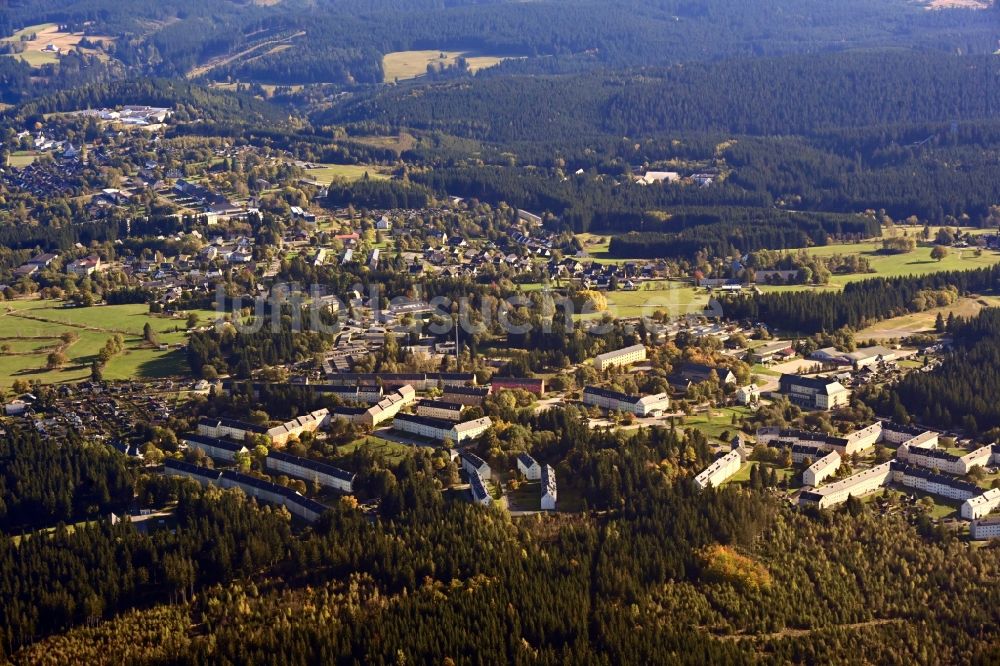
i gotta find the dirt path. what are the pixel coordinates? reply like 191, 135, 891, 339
711, 618, 902, 642
186, 31, 305, 79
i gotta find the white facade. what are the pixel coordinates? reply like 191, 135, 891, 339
843, 423, 883, 456
593, 344, 647, 371
541, 464, 557, 511
182, 434, 249, 463
582, 387, 669, 416
971, 516, 1000, 540
804, 451, 841, 487
417, 400, 464, 421
735, 384, 760, 406
800, 462, 894, 509
517, 453, 542, 480
693, 449, 745, 490
461, 452, 492, 481
265, 452, 355, 493
900, 444, 992, 476
962, 488, 1000, 520
363, 385, 416, 427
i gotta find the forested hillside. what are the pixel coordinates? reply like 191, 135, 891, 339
5, 414, 1000, 663
879, 307, 1000, 432
331, 52, 1000, 141
1, 0, 996, 95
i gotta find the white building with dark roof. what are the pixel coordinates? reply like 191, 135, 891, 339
593, 344, 647, 371
517, 453, 541, 480
541, 464, 557, 511
778, 374, 850, 411
582, 386, 670, 416
962, 488, 1000, 520
265, 451, 355, 493
417, 399, 465, 421
804, 451, 841, 487
181, 433, 249, 463
971, 515, 1000, 540
461, 451, 492, 481
693, 449, 746, 490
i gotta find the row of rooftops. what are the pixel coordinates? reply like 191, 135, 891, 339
181, 434, 355, 484
164, 459, 328, 516
801, 460, 983, 503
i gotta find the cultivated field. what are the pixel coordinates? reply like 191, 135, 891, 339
0, 300, 217, 390
2, 23, 113, 68
382, 50, 506, 82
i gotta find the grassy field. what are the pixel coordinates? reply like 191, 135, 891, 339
726, 461, 795, 486
301, 163, 390, 185
577, 280, 709, 320
338, 436, 414, 464
7, 151, 41, 168
349, 133, 418, 154
0, 300, 216, 390
382, 50, 506, 82
680, 406, 750, 440
857, 295, 1000, 340
3, 23, 113, 68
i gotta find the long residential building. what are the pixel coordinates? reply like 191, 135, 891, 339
581, 386, 670, 416
760, 423, 880, 457
693, 448, 747, 490
322, 372, 476, 391
891, 463, 982, 501
469, 470, 492, 506
221, 380, 384, 404
778, 374, 851, 411
181, 433, 250, 462
962, 488, 1000, 520
163, 460, 328, 522
804, 451, 841, 487
593, 344, 647, 371
799, 462, 894, 509
265, 450, 355, 493
265, 409, 330, 447
164, 458, 222, 485
461, 451, 492, 481
219, 470, 329, 522
490, 376, 546, 395
898, 444, 994, 476
442, 385, 491, 406
417, 399, 465, 421
197, 417, 269, 442
362, 385, 416, 427
801, 460, 983, 510
970, 515, 1000, 540
197, 410, 329, 446
541, 464, 557, 511
393, 414, 493, 444
790, 442, 828, 465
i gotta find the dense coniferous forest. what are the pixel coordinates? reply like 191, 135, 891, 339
4, 413, 1000, 662
4, 0, 1000, 661
330, 53, 1000, 142
722, 266, 1000, 334
607, 212, 878, 259
880, 308, 1000, 432
0, 431, 133, 532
